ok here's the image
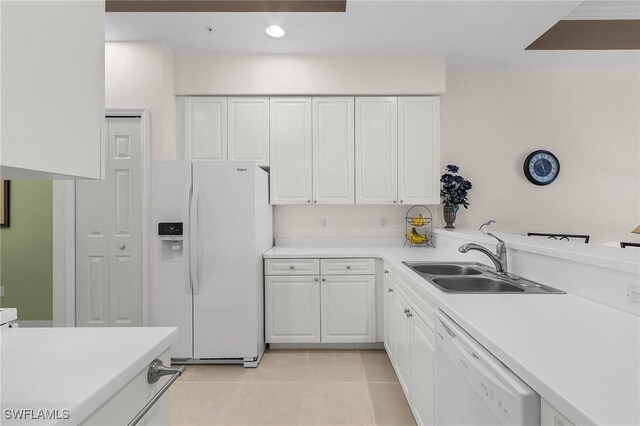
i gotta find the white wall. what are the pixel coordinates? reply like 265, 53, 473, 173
440, 69, 640, 244
105, 42, 176, 159
275, 69, 640, 245
174, 53, 446, 95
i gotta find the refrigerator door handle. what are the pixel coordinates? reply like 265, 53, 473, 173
190, 183, 200, 295
182, 183, 192, 294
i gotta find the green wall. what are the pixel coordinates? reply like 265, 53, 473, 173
0, 181, 53, 321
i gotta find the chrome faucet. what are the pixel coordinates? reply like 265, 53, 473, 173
458, 220, 509, 277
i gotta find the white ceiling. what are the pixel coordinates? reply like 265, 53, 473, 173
106, 1, 640, 69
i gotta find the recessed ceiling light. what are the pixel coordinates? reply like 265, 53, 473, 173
266, 25, 285, 38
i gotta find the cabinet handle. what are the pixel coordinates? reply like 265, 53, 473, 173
289, 266, 295, 270
406, 311, 412, 318
314, 200, 317, 203
321, 278, 326, 282
118, 243, 126, 250
307, 200, 311, 203
388, 288, 393, 293
400, 199, 404, 204
403, 308, 410, 314
384, 269, 389, 274
393, 200, 397, 204
346, 265, 351, 270
314, 278, 319, 282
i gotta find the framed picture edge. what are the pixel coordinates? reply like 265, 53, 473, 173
1, 180, 10, 228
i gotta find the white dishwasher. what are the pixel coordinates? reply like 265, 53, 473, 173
435, 311, 540, 426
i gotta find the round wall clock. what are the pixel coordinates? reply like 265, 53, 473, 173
523, 150, 560, 186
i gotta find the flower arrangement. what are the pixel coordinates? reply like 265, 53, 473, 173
440, 164, 472, 211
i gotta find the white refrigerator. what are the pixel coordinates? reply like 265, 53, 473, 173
152, 160, 273, 366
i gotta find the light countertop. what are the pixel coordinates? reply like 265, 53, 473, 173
264, 243, 640, 426
1, 327, 178, 425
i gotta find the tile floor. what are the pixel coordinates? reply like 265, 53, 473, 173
171, 349, 416, 425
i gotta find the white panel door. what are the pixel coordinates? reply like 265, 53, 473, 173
228, 98, 270, 167
265, 276, 320, 343
398, 97, 441, 205
312, 97, 354, 204
393, 291, 412, 397
76, 118, 143, 327
269, 98, 312, 204
410, 313, 436, 426
321, 275, 376, 343
355, 97, 398, 204
184, 97, 227, 160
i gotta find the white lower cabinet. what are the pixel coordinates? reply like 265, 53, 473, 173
82, 351, 171, 425
410, 312, 436, 426
383, 265, 395, 358
321, 275, 376, 343
393, 291, 412, 396
541, 399, 576, 426
388, 271, 436, 426
264, 275, 321, 343
265, 258, 375, 344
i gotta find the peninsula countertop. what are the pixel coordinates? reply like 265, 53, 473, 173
1, 327, 178, 425
264, 240, 640, 426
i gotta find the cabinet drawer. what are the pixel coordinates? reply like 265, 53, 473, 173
265, 259, 320, 276
321, 258, 376, 275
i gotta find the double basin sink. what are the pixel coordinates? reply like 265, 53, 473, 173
402, 261, 565, 294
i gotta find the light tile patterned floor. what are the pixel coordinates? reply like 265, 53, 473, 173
171, 349, 416, 425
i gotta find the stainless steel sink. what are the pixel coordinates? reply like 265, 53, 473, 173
410, 263, 483, 276
402, 261, 564, 294
432, 276, 525, 293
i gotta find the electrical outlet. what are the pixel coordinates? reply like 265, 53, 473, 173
320, 218, 328, 228
380, 217, 387, 227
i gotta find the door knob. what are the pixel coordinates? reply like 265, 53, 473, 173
118, 243, 126, 250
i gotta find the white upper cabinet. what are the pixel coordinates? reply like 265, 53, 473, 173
312, 97, 355, 204
398, 97, 441, 205
355, 97, 398, 204
270, 98, 313, 204
1, 0, 105, 179
228, 98, 270, 167
184, 97, 228, 160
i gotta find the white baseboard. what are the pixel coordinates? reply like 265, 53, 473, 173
16, 320, 53, 328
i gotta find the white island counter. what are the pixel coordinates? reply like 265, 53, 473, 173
1, 327, 178, 425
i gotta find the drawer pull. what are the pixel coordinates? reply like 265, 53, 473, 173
314, 278, 319, 282
346, 265, 351, 269
289, 266, 295, 270
322, 278, 326, 282
128, 360, 185, 426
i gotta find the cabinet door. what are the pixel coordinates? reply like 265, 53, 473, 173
398, 97, 440, 205
410, 313, 436, 426
184, 97, 228, 160
312, 97, 354, 204
321, 275, 376, 343
228, 98, 270, 167
355, 97, 398, 204
1, 0, 104, 179
270, 98, 312, 204
393, 292, 411, 397
383, 267, 395, 359
265, 276, 320, 343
